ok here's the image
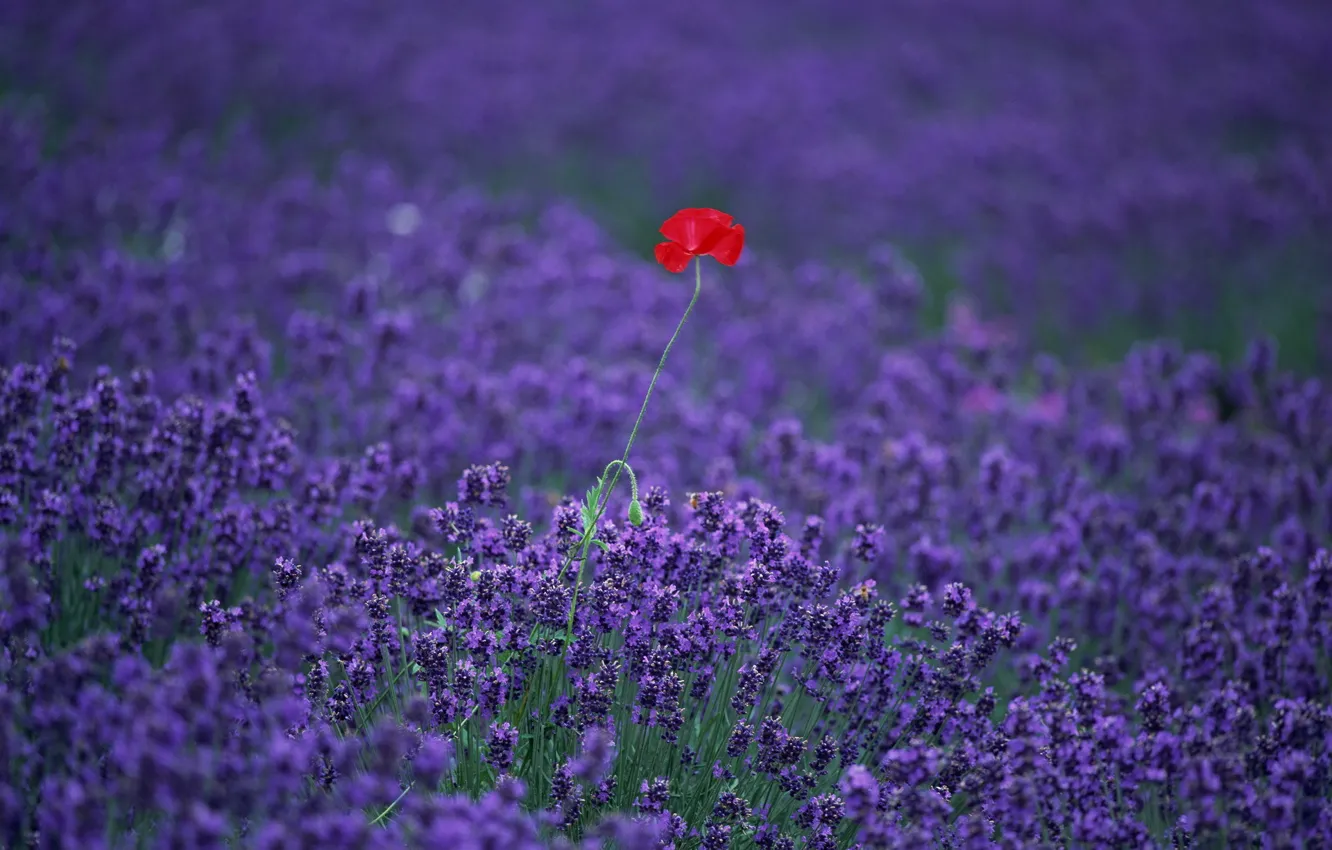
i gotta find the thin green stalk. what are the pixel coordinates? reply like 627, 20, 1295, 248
561, 256, 704, 579
369, 782, 414, 825
450, 255, 709, 788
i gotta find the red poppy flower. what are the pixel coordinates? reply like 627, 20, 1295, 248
653, 208, 745, 273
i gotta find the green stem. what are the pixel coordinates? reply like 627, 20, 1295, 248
444, 259, 708, 748
598, 459, 640, 509
600, 257, 702, 517
369, 782, 415, 825
561, 256, 705, 616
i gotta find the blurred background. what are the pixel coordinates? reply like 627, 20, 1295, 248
2, 0, 1330, 372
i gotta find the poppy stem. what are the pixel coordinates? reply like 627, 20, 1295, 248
597, 255, 702, 527
561, 257, 704, 633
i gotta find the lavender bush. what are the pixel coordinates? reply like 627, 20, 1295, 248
2, 5, 1332, 847
4, 341, 1327, 848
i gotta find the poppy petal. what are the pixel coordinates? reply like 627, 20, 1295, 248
659, 208, 734, 254
665, 217, 727, 254
705, 224, 745, 266
662, 207, 734, 231
654, 241, 692, 273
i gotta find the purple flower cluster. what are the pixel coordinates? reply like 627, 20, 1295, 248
2, 327, 1329, 846
2, 12, 1332, 846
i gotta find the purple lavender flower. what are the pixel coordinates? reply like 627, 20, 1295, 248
458, 462, 512, 509
485, 721, 520, 775
634, 777, 671, 815
570, 724, 616, 784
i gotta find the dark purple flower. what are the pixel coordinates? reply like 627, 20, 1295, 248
485, 721, 519, 774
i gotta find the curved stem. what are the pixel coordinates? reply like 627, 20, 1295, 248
597, 256, 702, 527
561, 257, 705, 636
598, 459, 639, 507
558, 257, 704, 580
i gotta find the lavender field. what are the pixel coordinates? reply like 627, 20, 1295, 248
1, 1, 1330, 848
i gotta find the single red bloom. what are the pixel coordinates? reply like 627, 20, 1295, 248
654, 207, 745, 273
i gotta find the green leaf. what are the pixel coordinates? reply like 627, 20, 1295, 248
584, 476, 605, 511
591, 539, 610, 553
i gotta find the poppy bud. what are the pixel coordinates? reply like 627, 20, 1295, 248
628, 499, 644, 526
